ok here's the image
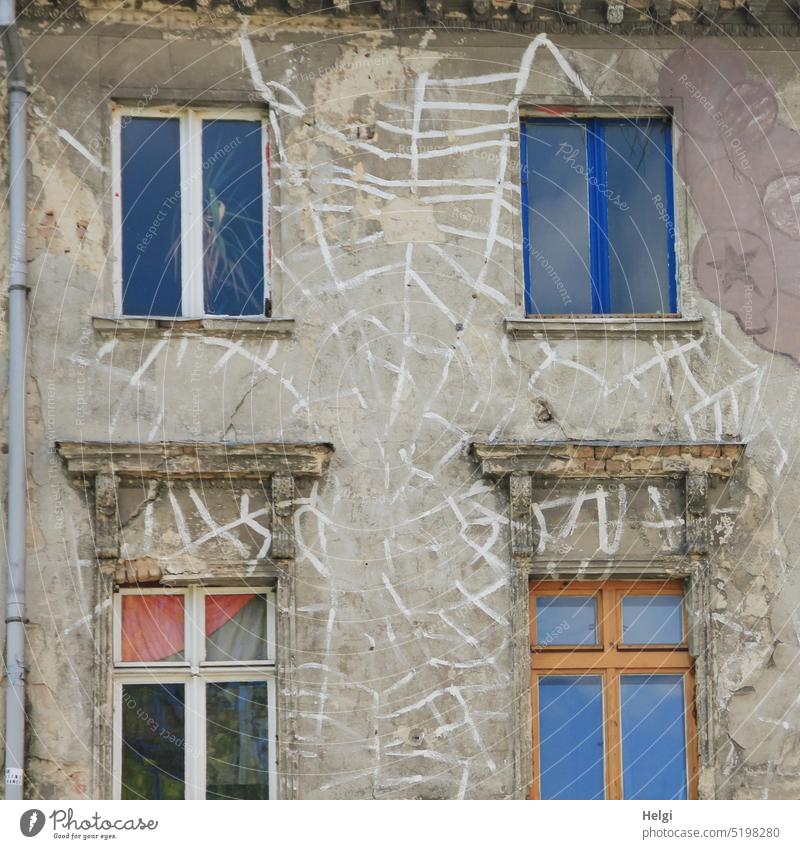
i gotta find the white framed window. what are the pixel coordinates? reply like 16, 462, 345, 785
112, 586, 277, 800
111, 105, 270, 319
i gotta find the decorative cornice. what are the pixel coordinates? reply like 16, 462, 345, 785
472, 440, 745, 562
55, 440, 334, 480
17, 0, 800, 37
470, 440, 745, 478
56, 441, 333, 568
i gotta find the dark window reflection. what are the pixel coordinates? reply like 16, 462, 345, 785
121, 683, 185, 800
121, 118, 182, 317
201, 120, 265, 316
206, 681, 269, 799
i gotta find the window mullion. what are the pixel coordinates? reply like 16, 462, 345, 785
181, 111, 204, 317
588, 120, 611, 314
605, 670, 623, 800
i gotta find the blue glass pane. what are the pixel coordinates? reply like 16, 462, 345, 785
524, 122, 593, 314
604, 122, 673, 314
121, 118, 182, 317
622, 595, 683, 645
538, 675, 605, 799
536, 596, 597, 646
621, 674, 687, 800
202, 120, 265, 316
206, 681, 269, 800
121, 683, 185, 799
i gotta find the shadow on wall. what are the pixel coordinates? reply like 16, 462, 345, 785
659, 39, 800, 362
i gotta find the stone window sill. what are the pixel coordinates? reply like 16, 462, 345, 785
504, 316, 704, 340
91, 315, 295, 340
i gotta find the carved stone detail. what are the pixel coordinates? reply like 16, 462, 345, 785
559, 0, 582, 17
685, 471, 709, 555
425, 0, 444, 21
471, 0, 493, 19
515, 0, 536, 18
271, 473, 296, 560
606, 0, 625, 23
94, 473, 119, 563
509, 473, 535, 558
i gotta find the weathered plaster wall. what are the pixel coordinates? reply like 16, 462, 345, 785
2, 5, 800, 798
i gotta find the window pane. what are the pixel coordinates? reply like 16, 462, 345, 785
604, 121, 673, 313
206, 681, 270, 800
538, 675, 605, 799
121, 117, 182, 317
535, 596, 597, 646
621, 674, 688, 800
120, 594, 185, 662
205, 594, 270, 662
121, 683, 185, 799
202, 120, 265, 316
622, 595, 683, 645
524, 122, 593, 314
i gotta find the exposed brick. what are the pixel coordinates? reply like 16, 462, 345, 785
573, 445, 596, 458
700, 445, 721, 457
605, 460, 629, 474
583, 460, 607, 474
721, 444, 742, 457
660, 446, 681, 456
594, 446, 616, 459
640, 446, 663, 456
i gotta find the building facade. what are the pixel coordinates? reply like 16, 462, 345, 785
2, 0, 800, 800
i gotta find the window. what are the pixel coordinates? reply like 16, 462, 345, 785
520, 114, 677, 316
113, 587, 277, 799
113, 107, 269, 318
530, 580, 696, 800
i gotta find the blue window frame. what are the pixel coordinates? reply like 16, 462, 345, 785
521, 115, 677, 316
117, 108, 268, 319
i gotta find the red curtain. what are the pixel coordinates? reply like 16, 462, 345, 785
121, 594, 253, 662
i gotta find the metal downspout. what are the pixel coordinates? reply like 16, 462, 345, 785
1, 0, 29, 801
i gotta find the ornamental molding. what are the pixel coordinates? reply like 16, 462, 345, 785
55, 440, 334, 573
470, 440, 744, 479
470, 440, 745, 560
17, 0, 800, 37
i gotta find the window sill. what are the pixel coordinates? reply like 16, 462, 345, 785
91, 315, 295, 340
504, 316, 704, 340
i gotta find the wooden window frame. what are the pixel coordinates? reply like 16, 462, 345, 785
112, 586, 278, 800
529, 578, 698, 800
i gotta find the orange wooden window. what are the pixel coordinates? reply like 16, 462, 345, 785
530, 579, 697, 800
